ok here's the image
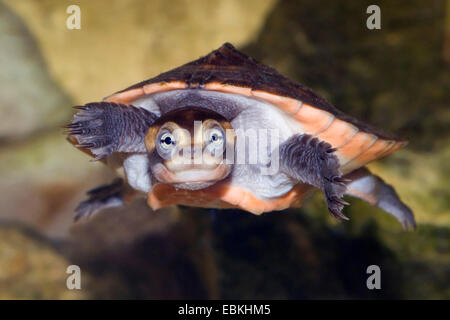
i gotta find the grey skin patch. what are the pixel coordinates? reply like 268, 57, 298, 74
228, 97, 303, 199
150, 89, 247, 120
344, 167, 416, 229
132, 95, 161, 116
123, 154, 152, 193
279, 134, 349, 220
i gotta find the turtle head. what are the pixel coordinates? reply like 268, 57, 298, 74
145, 108, 235, 190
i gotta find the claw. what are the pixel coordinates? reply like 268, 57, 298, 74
73, 105, 89, 110
66, 128, 83, 135
332, 176, 352, 184
91, 154, 107, 161
62, 122, 81, 129
403, 219, 416, 231
331, 209, 350, 221
326, 147, 338, 153
331, 196, 349, 206
76, 143, 95, 149
74, 202, 93, 222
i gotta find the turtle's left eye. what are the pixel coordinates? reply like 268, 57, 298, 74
205, 127, 225, 150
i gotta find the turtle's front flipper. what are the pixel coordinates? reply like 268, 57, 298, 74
65, 102, 158, 161
344, 167, 416, 230
279, 134, 349, 220
75, 178, 135, 221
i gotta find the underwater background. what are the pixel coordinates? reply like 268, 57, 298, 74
0, 0, 448, 299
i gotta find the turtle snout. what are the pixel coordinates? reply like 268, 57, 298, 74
164, 143, 224, 171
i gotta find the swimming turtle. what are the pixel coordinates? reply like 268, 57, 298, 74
65, 43, 415, 229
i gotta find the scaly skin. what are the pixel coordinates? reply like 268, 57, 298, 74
279, 134, 349, 220
65, 102, 157, 160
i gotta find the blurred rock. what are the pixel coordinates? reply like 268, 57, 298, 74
0, 130, 111, 237
0, 2, 71, 141
0, 206, 219, 299
0, 223, 86, 299
3, 0, 276, 103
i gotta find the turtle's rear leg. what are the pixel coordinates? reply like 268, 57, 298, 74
344, 167, 416, 230
75, 178, 135, 221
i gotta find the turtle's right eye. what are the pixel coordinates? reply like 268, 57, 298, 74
160, 133, 174, 147
156, 131, 176, 156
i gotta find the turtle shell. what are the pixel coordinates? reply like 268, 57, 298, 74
104, 42, 407, 173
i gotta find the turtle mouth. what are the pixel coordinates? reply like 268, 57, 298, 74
152, 162, 231, 185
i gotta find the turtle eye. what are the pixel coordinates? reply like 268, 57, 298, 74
160, 133, 173, 147
156, 131, 176, 156
205, 127, 225, 150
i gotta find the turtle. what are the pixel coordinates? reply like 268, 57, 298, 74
65, 42, 415, 229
